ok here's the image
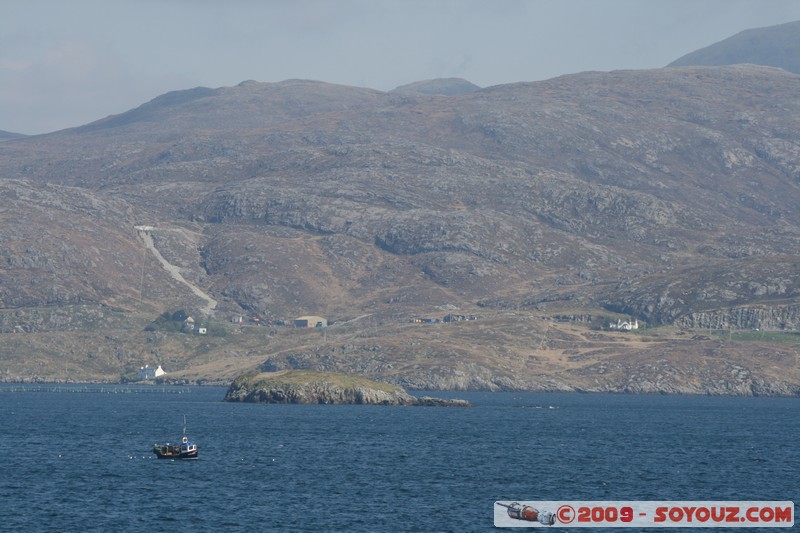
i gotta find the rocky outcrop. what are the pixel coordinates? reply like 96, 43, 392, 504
564, 343, 800, 397
223, 370, 471, 406
676, 305, 800, 331
602, 256, 800, 327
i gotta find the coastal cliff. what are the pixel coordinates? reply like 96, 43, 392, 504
223, 370, 471, 406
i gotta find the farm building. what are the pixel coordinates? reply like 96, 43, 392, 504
294, 315, 327, 328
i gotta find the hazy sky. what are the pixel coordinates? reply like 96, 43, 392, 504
4, 0, 800, 135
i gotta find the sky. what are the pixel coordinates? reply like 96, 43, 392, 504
3, 0, 800, 135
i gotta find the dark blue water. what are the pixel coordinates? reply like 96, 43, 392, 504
0, 387, 797, 532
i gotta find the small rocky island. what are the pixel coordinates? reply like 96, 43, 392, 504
223, 370, 471, 406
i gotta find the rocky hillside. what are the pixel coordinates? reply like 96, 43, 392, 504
1, 65, 800, 394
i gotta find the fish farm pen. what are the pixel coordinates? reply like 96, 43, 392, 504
0, 384, 193, 394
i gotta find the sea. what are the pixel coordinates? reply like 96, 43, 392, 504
0, 385, 796, 532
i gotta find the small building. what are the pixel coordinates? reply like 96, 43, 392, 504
138, 364, 166, 380
198, 327, 207, 335
610, 319, 639, 331
182, 317, 195, 332
443, 314, 476, 323
294, 315, 327, 328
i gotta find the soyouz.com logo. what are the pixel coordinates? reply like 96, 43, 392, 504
493, 501, 794, 528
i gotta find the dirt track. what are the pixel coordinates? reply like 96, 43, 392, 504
138, 229, 217, 316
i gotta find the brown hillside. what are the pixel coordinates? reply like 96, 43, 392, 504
1, 67, 799, 394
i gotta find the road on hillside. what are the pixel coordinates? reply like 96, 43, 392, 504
138, 229, 217, 316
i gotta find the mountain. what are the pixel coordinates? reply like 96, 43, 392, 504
1, 69, 799, 394
0, 130, 26, 141
668, 20, 800, 74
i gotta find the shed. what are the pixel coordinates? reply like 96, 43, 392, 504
294, 315, 327, 328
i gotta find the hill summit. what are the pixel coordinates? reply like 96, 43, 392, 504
391, 78, 481, 95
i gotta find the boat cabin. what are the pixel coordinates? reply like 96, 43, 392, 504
180, 436, 197, 455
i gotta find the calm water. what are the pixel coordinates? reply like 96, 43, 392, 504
0, 386, 797, 532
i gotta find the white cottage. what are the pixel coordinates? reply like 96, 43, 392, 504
609, 319, 639, 331
138, 364, 166, 380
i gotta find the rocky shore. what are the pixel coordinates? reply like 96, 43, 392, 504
223, 370, 471, 406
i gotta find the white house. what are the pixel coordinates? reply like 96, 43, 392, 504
138, 364, 166, 380
609, 319, 639, 331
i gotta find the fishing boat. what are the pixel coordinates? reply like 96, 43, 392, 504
153, 416, 198, 460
